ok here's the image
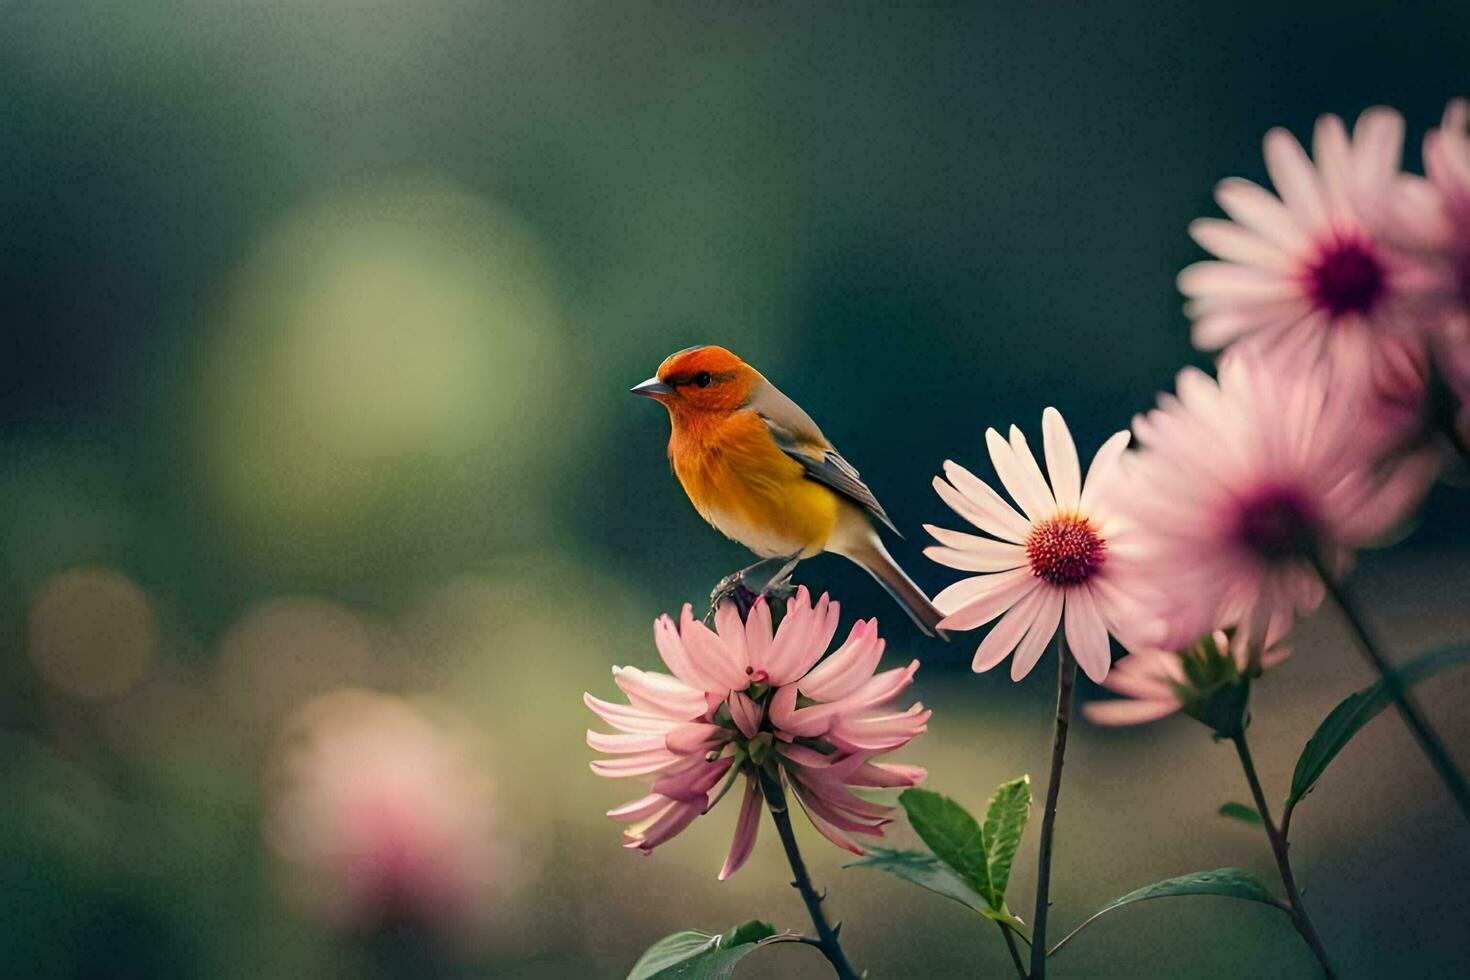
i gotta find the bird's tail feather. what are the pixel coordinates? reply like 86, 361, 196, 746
837, 533, 949, 640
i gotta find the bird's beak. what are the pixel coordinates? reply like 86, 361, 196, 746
630, 376, 675, 398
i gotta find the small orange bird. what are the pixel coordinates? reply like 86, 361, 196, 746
632, 345, 947, 637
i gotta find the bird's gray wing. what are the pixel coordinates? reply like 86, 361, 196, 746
748, 380, 902, 537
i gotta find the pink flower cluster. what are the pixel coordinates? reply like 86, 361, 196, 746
926, 102, 1467, 718
586, 588, 927, 876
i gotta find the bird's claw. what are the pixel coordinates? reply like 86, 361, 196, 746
707, 558, 801, 623
706, 571, 759, 622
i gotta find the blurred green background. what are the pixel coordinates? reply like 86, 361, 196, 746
3, 2, 1469, 977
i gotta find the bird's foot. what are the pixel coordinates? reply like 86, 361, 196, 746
706, 570, 761, 623
706, 556, 802, 624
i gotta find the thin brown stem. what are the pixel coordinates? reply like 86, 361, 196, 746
757, 768, 860, 980
1312, 559, 1470, 820
1232, 733, 1336, 977
1029, 635, 1076, 979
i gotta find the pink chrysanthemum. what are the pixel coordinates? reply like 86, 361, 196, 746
1178, 107, 1437, 372
1121, 354, 1437, 651
1084, 629, 1292, 727
925, 408, 1149, 683
586, 587, 928, 876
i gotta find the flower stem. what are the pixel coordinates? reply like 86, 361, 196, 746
997, 921, 1027, 978
1231, 732, 1336, 977
1313, 561, 1470, 820
1029, 635, 1076, 979
757, 767, 860, 980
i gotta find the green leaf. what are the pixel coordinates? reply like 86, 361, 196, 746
899, 778, 1031, 915
1217, 801, 1263, 825
1048, 868, 1284, 958
1287, 644, 1470, 812
627, 920, 782, 980
981, 775, 1031, 903
899, 789, 993, 904
844, 846, 987, 913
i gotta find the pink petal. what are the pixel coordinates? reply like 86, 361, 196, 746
1064, 585, 1113, 683
789, 787, 864, 855
936, 464, 1032, 542
924, 525, 1029, 570
713, 601, 749, 668
1263, 126, 1328, 231
769, 683, 843, 738
612, 666, 707, 717
627, 799, 702, 851
848, 761, 927, 788
937, 568, 1040, 631
583, 693, 684, 733
1083, 698, 1181, 726
586, 730, 668, 754
1041, 408, 1082, 512
744, 596, 774, 667
664, 722, 728, 755
1214, 176, 1309, 253
1078, 430, 1132, 517
972, 584, 1046, 673
607, 793, 671, 822
590, 748, 683, 778
1009, 586, 1065, 681
799, 619, 885, 701
679, 606, 749, 692
652, 756, 734, 803
719, 777, 763, 880
987, 427, 1056, 521
727, 691, 763, 739
1188, 217, 1288, 269
1177, 261, 1298, 302
830, 704, 930, 752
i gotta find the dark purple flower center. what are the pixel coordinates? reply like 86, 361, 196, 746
1026, 514, 1106, 585
1307, 236, 1386, 318
1235, 488, 1319, 563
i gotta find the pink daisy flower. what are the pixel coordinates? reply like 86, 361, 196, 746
1178, 107, 1437, 372
1084, 629, 1291, 728
586, 587, 928, 877
1121, 353, 1438, 652
924, 408, 1148, 683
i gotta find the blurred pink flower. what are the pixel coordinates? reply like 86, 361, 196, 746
1121, 354, 1438, 651
586, 588, 927, 875
924, 408, 1149, 683
1084, 629, 1291, 727
1178, 108, 1437, 372
1378, 98, 1470, 435
265, 690, 511, 939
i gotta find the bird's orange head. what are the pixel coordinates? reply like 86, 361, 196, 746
630, 345, 762, 418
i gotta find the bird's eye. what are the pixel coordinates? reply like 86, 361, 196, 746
695, 371, 713, 388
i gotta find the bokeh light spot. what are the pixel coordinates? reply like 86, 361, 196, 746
28, 567, 158, 701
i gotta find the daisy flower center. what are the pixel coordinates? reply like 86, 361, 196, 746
1235, 487, 1320, 563
1025, 514, 1106, 586
1307, 235, 1386, 318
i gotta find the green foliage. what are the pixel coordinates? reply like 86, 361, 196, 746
627, 921, 781, 980
887, 778, 1031, 927
980, 776, 1032, 904
1173, 633, 1252, 738
844, 847, 988, 913
1049, 869, 1284, 958
1216, 801, 1263, 825
1287, 645, 1470, 811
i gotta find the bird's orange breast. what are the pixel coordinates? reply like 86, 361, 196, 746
668, 410, 839, 558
